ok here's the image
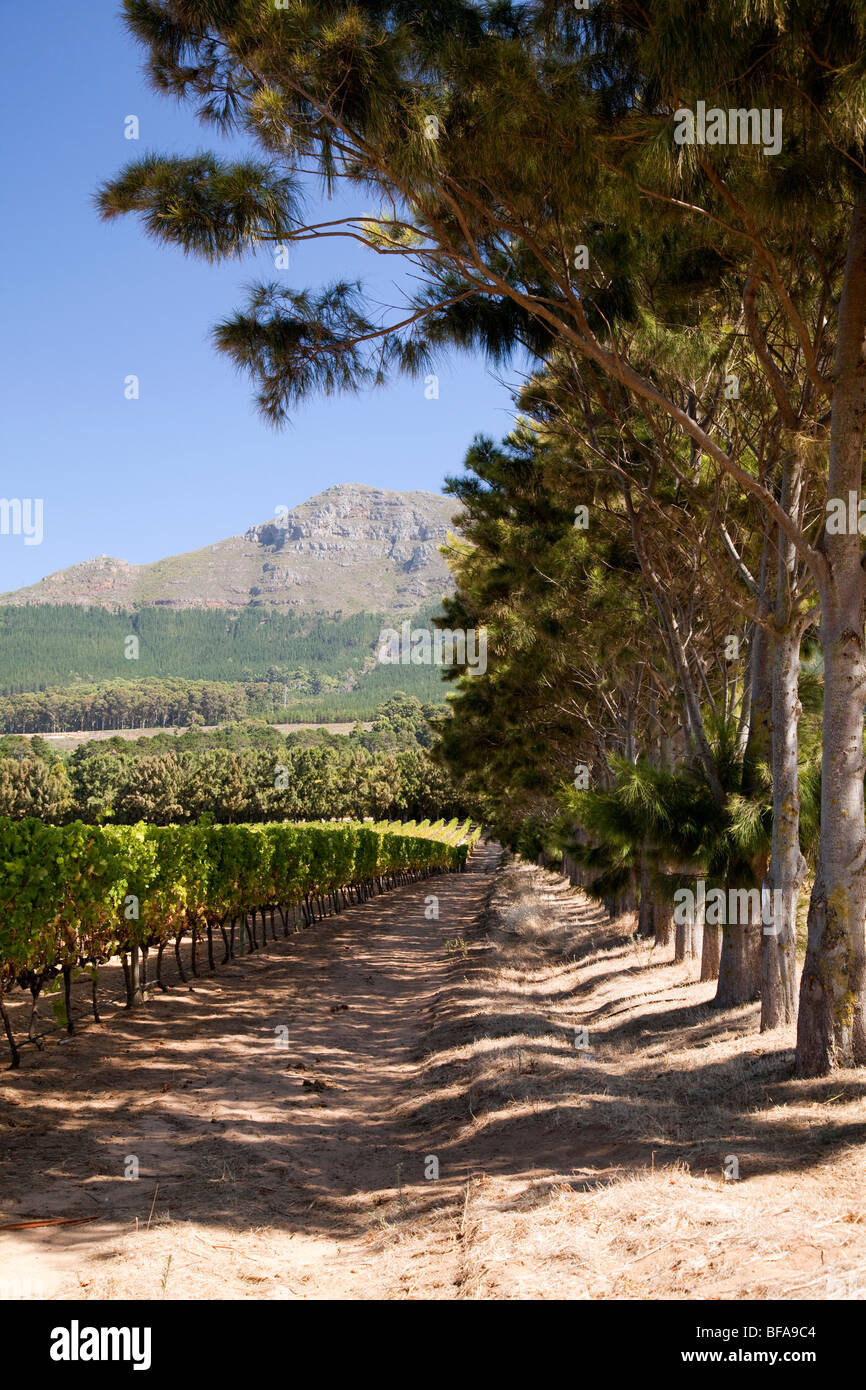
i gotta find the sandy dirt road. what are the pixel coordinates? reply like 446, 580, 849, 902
0, 843, 501, 1299
3, 843, 865, 1301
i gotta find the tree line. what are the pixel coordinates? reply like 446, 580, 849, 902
0, 696, 464, 826
99, 0, 866, 1076
0, 665, 447, 734
433, 405, 824, 1021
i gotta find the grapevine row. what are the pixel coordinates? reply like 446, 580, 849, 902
0, 816, 480, 1066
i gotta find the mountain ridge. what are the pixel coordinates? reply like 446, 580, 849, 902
0, 484, 460, 615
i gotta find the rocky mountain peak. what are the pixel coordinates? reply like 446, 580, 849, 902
0, 483, 460, 616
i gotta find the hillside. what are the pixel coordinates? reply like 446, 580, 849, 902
0, 484, 459, 615
0, 485, 462, 717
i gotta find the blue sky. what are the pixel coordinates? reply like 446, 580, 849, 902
0, 2, 520, 594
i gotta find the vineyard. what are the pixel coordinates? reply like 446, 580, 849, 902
0, 816, 479, 1068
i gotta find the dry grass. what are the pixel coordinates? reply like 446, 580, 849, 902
4, 848, 864, 1300
392, 858, 866, 1299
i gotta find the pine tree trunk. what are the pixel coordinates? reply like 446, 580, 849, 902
690, 898, 704, 963
797, 188, 866, 1076
762, 619, 806, 1030
700, 912, 720, 981
638, 894, 655, 939
714, 898, 762, 1007
711, 598, 773, 1007
653, 901, 672, 949
676, 903, 703, 964
637, 848, 655, 938
797, 583, 866, 1071
620, 880, 638, 917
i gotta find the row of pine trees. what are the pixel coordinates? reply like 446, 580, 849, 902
96, 0, 866, 1076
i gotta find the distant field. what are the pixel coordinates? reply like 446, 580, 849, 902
22, 721, 370, 751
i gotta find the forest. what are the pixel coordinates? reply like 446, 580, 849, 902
0, 603, 446, 711
0, 662, 446, 733
93, 0, 866, 1080
0, 695, 461, 825
0, 604, 379, 689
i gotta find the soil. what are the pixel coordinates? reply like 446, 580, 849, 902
1, 846, 864, 1300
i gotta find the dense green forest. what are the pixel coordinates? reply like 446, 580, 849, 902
0, 695, 463, 824
0, 667, 447, 734
0, 603, 449, 731
0, 604, 443, 692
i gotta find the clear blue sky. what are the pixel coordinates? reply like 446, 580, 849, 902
0, 2, 520, 595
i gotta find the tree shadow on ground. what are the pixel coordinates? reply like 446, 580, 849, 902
2, 845, 863, 1259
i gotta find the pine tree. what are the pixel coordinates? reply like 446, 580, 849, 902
98, 1, 866, 1073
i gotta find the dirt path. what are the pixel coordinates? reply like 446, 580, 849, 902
3, 844, 865, 1301
0, 843, 500, 1300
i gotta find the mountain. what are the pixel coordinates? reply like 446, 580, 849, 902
0, 484, 460, 615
